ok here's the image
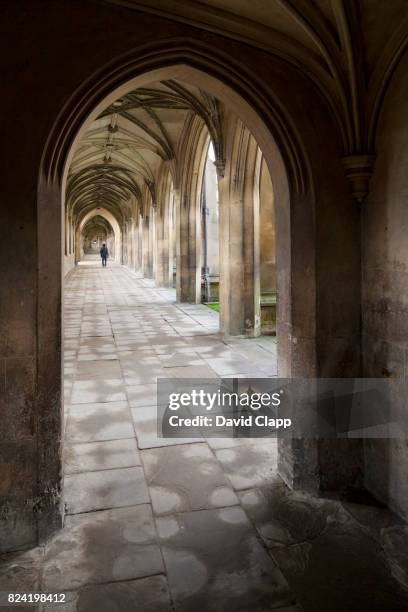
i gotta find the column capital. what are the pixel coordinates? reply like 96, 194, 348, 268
214, 158, 226, 179
342, 154, 376, 204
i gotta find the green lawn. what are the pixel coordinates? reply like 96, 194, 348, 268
205, 302, 220, 312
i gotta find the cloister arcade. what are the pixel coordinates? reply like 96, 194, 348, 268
3, 2, 408, 609
64, 79, 277, 338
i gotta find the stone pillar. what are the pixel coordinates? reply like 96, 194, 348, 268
74, 221, 83, 263
219, 124, 261, 337
129, 217, 135, 270
151, 208, 156, 279
123, 222, 128, 265
131, 217, 138, 270
176, 188, 201, 303
168, 190, 176, 287
155, 202, 170, 286
126, 218, 132, 268
137, 214, 143, 271
141, 214, 153, 277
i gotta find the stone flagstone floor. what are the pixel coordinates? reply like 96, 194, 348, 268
1, 261, 408, 611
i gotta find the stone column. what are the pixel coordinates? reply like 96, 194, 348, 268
219, 124, 261, 337
132, 216, 139, 270
176, 188, 202, 303
151, 208, 156, 279
168, 190, 176, 287
155, 201, 170, 286
141, 214, 153, 277
123, 222, 128, 265
129, 217, 136, 269
137, 214, 143, 271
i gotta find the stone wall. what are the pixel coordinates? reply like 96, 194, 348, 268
362, 52, 408, 519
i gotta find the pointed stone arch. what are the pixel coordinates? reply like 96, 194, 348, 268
37, 43, 318, 544
77, 207, 122, 263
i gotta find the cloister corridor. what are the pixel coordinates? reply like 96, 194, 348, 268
4, 2, 408, 611
2, 257, 407, 612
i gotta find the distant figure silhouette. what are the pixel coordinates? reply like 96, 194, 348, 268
100, 243, 109, 267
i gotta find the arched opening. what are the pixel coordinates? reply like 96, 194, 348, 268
59, 67, 295, 340
201, 141, 220, 307
82, 217, 109, 255
37, 54, 317, 555
76, 207, 122, 265
81, 216, 113, 257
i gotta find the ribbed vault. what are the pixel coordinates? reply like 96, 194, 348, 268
66, 80, 224, 228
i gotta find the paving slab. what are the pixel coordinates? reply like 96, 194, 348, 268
64, 466, 149, 513
74, 359, 122, 380
157, 507, 294, 612
71, 378, 126, 403
215, 441, 279, 489
65, 401, 134, 442
126, 383, 158, 407
142, 443, 238, 515
42, 505, 163, 591
64, 438, 140, 474
131, 405, 202, 449
70, 575, 172, 612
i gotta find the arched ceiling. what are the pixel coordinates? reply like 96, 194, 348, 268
67, 80, 223, 223
99, 0, 408, 155
82, 215, 113, 236
67, 1, 408, 213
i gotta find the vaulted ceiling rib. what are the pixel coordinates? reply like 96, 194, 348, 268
67, 81, 223, 223
98, 0, 408, 156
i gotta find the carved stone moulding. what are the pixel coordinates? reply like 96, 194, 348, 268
214, 158, 226, 178
341, 154, 376, 204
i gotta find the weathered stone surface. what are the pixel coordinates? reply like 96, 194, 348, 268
65, 402, 134, 443
240, 485, 347, 546
214, 441, 279, 489
4, 357, 36, 399
74, 359, 122, 380
270, 516, 408, 612
381, 525, 408, 591
0, 441, 38, 552
42, 505, 163, 590
3, 262, 408, 610
64, 466, 149, 513
0, 396, 35, 441
0, 548, 43, 590
76, 575, 172, 612
71, 378, 126, 404
41, 575, 172, 612
157, 507, 294, 612
142, 443, 238, 514
126, 383, 158, 407
77, 337, 117, 361
64, 438, 140, 474
240, 485, 408, 611
131, 405, 202, 449
362, 51, 408, 519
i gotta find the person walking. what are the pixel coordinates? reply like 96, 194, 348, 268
100, 243, 109, 267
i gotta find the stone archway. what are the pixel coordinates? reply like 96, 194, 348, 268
40, 45, 316, 372
37, 45, 317, 542
77, 207, 122, 264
